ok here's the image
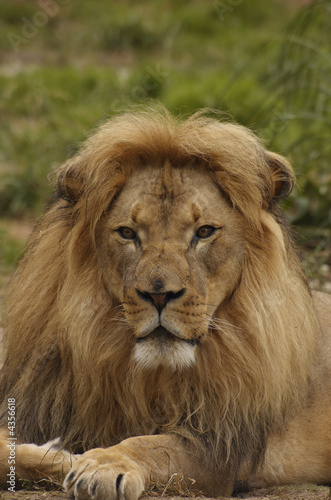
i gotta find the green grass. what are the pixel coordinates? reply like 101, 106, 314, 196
0, 229, 23, 267
0, 0, 330, 226
0, 225, 25, 290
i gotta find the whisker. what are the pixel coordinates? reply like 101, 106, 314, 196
202, 312, 242, 333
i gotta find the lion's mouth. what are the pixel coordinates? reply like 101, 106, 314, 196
136, 326, 200, 346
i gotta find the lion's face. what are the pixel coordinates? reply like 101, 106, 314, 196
97, 162, 247, 369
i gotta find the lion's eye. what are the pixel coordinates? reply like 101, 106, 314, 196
117, 227, 137, 240
196, 225, 216, 239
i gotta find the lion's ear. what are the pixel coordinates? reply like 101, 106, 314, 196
266, 151, 295, 202
55, 160, 85, 204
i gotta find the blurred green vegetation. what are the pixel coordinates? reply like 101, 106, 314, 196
0, 223, 25, 289
0, 0, 330, 229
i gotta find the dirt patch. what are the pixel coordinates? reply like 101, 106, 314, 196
4, 220, 35, 243
238, 484, 331, 499
0, 491, 68, 499
1, 485, 330, 500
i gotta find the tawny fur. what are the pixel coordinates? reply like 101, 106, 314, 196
0, 108, 329, 497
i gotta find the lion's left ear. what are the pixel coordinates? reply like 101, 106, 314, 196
55, 159, 85, 204
265, 151, 295, 203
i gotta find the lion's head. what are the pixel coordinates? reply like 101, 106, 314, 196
96, 161, 247, 370
0, 108, 318, 474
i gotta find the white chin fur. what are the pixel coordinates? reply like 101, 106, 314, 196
133, 341, 196, 370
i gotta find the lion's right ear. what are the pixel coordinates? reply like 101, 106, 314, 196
55, 160, 85, 204
266, 151, 295, 203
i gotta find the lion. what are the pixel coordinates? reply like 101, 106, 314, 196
0, 108, 330, 499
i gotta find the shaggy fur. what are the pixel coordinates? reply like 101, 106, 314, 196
0, 108, 328, 497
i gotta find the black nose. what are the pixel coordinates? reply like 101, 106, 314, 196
136, 288, 185, 313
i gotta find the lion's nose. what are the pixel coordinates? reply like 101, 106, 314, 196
136, 289, 186, 314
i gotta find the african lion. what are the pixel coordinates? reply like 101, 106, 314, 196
0, 108, 330, 499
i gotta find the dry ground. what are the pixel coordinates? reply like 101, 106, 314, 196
0, 484, 330, 500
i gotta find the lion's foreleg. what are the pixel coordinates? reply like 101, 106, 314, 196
244, 401, 331, 489
63, 434, 233, 500
0, 429, 76, 487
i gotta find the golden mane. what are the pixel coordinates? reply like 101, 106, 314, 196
0, 108, 317, 477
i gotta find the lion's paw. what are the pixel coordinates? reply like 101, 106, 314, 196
63, 449, 145, 500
